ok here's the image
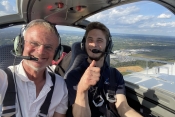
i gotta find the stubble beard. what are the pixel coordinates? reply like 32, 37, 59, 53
24, 60, 47, 72
88, 52, 105, 61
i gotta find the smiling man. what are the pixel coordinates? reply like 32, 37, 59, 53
0, 19, 68, 117
65, 22, 143, 117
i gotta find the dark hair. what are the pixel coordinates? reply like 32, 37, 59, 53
84, 22, 110, 40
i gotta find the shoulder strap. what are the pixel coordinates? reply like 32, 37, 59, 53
109, 67, 117, 87
2, 68, 16, 117
106, 67, 117, 103
96, 67, 120, 117
2, 69, 56, 117
105, 67, 120, 117
38, 72, 56, 117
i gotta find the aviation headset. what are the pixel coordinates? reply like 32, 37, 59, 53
13, 19, 63, 61
81, 23, 113, 54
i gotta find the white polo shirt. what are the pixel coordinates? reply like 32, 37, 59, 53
0, 61, 68, 117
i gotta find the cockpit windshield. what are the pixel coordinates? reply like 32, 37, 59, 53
0, 0, 175, 95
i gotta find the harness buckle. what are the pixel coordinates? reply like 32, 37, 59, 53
36, 110, 47, 117
106, 93, 116, 103
1, 105, 16, 117
92, 95, 104, 107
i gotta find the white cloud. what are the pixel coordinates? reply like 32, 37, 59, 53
1, 0, 11, 11
87, 12, 106, 21
0, 1, 5, 10
0, 0, 17, 16
118, 15, 153, 24
157, 14, 171, 19
87, 5, 140, 24
109, 6, 139, 16
150, 22, 175, 27
86, 5, 155, 27
138, 21, 175, 28
85, 2, 175, 36
155, 23, 167, 27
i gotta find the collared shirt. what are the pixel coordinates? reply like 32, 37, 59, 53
65, 58, 125, 117
0, 61, 68, 117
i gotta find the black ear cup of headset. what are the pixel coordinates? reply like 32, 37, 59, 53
105, 36, 113, 53
81, 36, 86, 51
53, 40, 63, 61
12, 20, 63, 61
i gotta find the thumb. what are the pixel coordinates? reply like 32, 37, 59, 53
89, 60, 96, 67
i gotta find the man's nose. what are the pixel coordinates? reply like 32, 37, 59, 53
37, 45, 45, 53
90, 42, 97, 47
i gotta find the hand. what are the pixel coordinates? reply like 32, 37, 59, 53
77, 60, 100, 93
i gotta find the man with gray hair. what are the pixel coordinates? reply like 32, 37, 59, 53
0, 19, 68, 117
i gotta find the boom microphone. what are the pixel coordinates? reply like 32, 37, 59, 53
10, 50, 38, 61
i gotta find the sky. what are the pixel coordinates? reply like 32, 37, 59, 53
0, 0, 175, 36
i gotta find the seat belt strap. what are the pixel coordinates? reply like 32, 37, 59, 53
89, 67, 119, 117
38, 72, 56, 117
2, 69, 56, 117
2, 68, 16, 117
107, 67, 120, 117
97, 67, 119, 117
106, 67, 117, 103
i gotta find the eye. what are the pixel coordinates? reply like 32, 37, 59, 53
97, 39, 103, 43
30, 41, 39, 47
87, 38, 93, 43
44, 45, 53, 51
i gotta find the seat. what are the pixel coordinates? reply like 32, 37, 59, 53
62, 44, 71, 53
0, 44, 22, 69
64, 42, 88, 78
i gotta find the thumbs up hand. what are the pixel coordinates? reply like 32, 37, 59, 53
77, 60, 100, 93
